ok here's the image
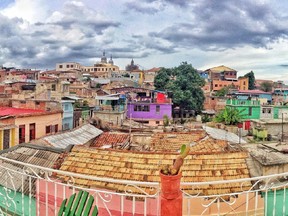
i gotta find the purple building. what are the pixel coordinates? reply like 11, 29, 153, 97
127, 92, 172, 126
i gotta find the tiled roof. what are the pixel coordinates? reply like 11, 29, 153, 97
206, 65, 236, 73
190, 137, 228, 153
90, 132, 129, 148
150, 131, 207, 152
59, 146, 251, 196
0, 107, 45, 116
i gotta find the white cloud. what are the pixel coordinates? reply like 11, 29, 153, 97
0, 0, 54, 23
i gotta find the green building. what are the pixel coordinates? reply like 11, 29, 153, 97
226, 99, 288, 121
226, 99, 261, 120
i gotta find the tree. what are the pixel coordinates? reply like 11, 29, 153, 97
260, 81, 273, 92
154, 68, 172, 91
215, 85, 234, 97
244, 71, 256, 90
154, 62, 205, 118
215, 107, 245, 125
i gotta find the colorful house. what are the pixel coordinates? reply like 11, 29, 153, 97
127, 91, 173, 126
0, 107, 62, 148
0, 123, 17, 150
94, 94, 126, 126
61, 100, 74, 131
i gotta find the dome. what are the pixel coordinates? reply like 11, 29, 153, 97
108, 55, 114, 65
101, 51, 107, 63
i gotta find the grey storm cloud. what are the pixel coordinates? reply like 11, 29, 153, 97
124, 1, 160, 14
0, 1, 122, 68
124, 0, 187, 14
149, 0, 288, 50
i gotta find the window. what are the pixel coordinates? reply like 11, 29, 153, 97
66, 65, 70, 68
63, 123, 69, 130
248, 107, 252, 116
143, 105, 150, 112
51, 84, 56, 91
36, 101, 40, 105
156, 105, 160, 113
134, 105, 150, 112
71, 65, 74, 68
46, 125, 51, 134
55, 124, 58, 133
29, 123, 36, 141
215, 84, 218, 87
20, 101, 26, 104
134, 105, 142, 111
19, 125, 25, 144
64, 104, 69, 110
59, 65, 63, 68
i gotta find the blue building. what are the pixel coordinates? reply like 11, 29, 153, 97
61, 100, 74, 130
197, 70, 209, 80
230, 90, 272, 104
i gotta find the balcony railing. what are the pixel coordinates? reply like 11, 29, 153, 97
0, 155, 287, 215
93, 105, 125, 113
226, 99, 260, 106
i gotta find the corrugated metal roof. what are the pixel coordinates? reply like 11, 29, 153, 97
43, 124, 103, 149
203, 126, 247, 144
0, 145, 62, 195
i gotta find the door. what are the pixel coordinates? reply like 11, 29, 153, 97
3, 129, 10, 149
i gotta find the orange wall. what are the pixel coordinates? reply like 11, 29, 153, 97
212, 77, 249, 91
212, 80, 239, 91
13, 113, 62, 145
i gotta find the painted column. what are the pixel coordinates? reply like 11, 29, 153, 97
160, 172, 182, 216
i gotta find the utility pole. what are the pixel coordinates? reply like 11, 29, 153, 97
282, 112, 284, 142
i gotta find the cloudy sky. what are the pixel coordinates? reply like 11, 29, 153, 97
0, 0, 288, 81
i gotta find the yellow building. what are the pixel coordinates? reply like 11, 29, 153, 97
0, 107, 62, 149
0, 124, 17, 150
82, 52, 120, 78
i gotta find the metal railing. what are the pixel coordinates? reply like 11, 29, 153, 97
0, 155, 287, 215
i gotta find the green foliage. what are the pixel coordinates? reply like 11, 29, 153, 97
95, 83, 101, 88
154, 62, 205, 115
202, 114, 211, 123
83, 100, 89, 107
163, 114, 170, 127
154, 68, 172, 91
215, 107, 245, 125
260, 81, 273, 92
74, 101, 81, 108
244, 71, 256, 90
123, 73, 130, 78
215, 85, 235, 97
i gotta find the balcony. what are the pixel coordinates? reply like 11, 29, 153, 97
0, 155, 288, 215
226, 99, 260, 106
128, 98, 172, 104
94, 105, 125, 113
